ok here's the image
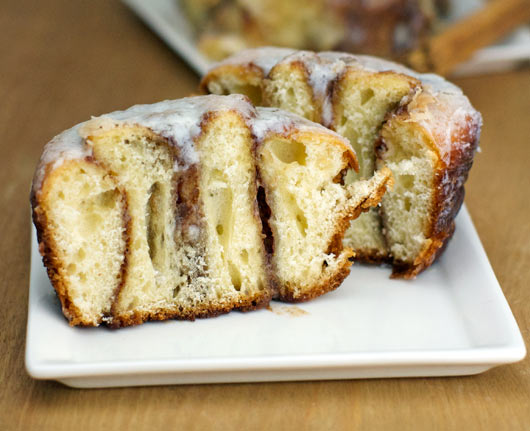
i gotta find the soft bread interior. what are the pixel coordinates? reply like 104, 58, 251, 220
86, 117, 268, 324
264, 64, 317, 121
39, 161, 126, 325
333, 72, 414, 180
257, 131, 390, 300
205, 70, 264, 106
196, 113, 268, 305
378, 119, 436, 265
258, 134, 350, 299
89, 130, 185, 321
332, 71, 416, 258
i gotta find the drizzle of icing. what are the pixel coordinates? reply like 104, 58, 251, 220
32, 124, 92, 192
102, 95, 256, 169
33, 95, 252, 192
252, 106, 343, 142
277, 51, 354, 127
32, 94, 350, 195
403, 90, 482, 165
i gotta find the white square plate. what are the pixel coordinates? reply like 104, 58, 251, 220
122, 0, 530, 77
25, 206, 526, 388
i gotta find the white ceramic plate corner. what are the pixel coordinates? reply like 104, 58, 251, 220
25, 206, 526, 388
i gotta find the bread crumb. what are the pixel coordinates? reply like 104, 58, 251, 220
268, 305, 309, 317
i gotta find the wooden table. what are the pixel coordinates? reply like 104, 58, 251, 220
1, 1, 529, 429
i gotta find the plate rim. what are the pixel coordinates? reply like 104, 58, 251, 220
25, 205, 527, 383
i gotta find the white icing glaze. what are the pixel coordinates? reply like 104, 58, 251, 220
32, 94, 349, 195
403, 90, 482, 165
102, 95, 256, 169
33, 95, 252, 192
252, 106, 345, 142
32, 124, 92, 192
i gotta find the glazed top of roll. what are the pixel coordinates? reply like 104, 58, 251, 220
31, 94, 355, 196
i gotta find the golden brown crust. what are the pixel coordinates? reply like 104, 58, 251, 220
279, 181, 392, 303
278, 252, 353, 303
202, 51, 415, 265
351, 249, 391, 265
325, 173, 393, 267
32, 199, 85, 325
33, 88, 460, 329
107, 119, 276, 327
109, 290, 273, 328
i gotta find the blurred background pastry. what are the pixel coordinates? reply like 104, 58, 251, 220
180, 0, 449, 61
175, 0, 530, 75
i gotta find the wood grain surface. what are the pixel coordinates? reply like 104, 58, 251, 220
0, 1, 529, 430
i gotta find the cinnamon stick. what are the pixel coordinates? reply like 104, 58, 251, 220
407, 0, 530, 75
